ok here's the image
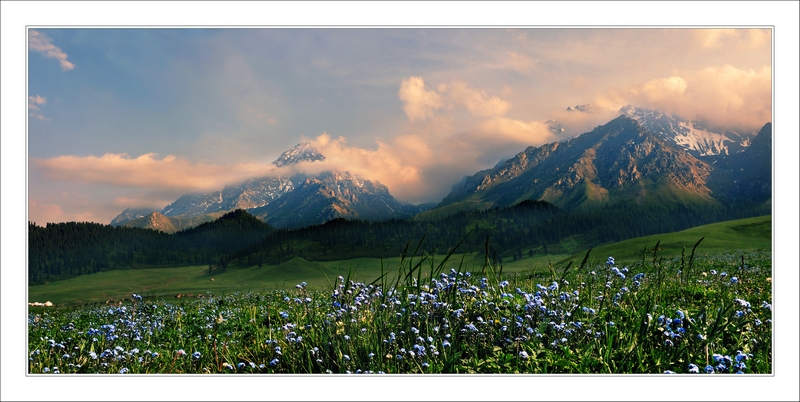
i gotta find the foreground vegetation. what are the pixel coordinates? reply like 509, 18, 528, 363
28, 243, 772, 374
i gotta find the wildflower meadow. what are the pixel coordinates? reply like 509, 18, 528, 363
28, 244, 772, 374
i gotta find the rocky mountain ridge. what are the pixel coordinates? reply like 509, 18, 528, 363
619, 105, 757, 158
434, 114, 769, 215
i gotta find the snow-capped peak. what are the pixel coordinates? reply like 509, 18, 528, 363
272, 142, 326, 167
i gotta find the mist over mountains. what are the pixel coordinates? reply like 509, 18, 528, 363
110, 106, 771, 233
112, 143, 426, 231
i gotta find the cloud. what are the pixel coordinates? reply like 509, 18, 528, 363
398, 76, 444, 122
110, 196, 170, 211
593, 65, 771, 129
28, 29, 75, 71
32, 153, 277, 192
506, 51, 536, 73
694, 28, 771, 49
28, 199, 65, 225
28, 95, 48, 120
475, 117, 555, 145
399, 76, 511, 121
443, 80, 511, 118
302, 133, 426, 198
29, 197, 97, 225
638, 76, 688, 102
291, 111, 555, 204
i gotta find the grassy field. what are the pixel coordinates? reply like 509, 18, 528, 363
558, 215, 771, 266
28, 215, 770, 307
27, 246, 772, 374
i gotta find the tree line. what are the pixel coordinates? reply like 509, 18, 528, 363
28, 200, 770, 284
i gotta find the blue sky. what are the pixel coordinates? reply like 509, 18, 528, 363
26, 27, 774, 225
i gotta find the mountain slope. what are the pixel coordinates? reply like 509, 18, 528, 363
251, 170, 424, 229
619, 105, 756, 157
110, 208, 159, 226
436, 115, 715, 214
707, 122, 772, 204
118, 211, 220, 234
159, 176, 295, 218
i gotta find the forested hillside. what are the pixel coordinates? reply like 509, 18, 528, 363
29, 199, 769, 285
28, 210, 273, 284
230, 199, 768, 266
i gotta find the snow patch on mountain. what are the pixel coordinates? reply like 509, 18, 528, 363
673, 122, 732, 156
619, 105, 754, 157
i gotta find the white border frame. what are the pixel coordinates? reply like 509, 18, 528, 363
3, 2, 798, 401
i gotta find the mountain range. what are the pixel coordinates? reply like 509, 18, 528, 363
111, 106, 771, 232
434, 108, 769, 216
112, 143, 425, 231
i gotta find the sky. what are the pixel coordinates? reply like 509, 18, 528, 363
27, 27, 773, 224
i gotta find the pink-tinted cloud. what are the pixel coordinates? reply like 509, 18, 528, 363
506, 51, 537, 73
28, 95, 48, 120
290, 107, 556, 204
593, 65, 771, 130
28, 29, 75, 71
28, 198, 97, 225
443, 80, 511, 118
399, 76, 511, 121
32, 153, 276, 192
475, 117, 555, 145
398, 76, 443, 122
694, 28, 771, 49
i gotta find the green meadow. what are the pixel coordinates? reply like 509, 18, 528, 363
557, 215, 771, 265
29, 215, 770, 307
